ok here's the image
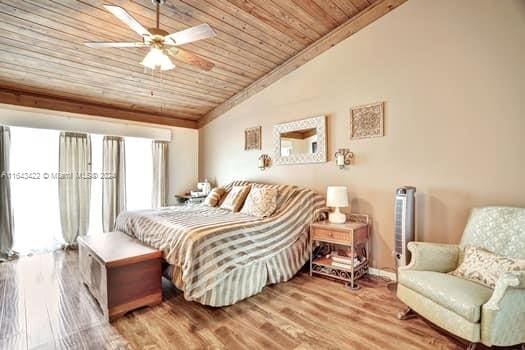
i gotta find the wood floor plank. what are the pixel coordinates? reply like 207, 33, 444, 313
213, 325, 251, 349
0, 251, 486, 350
0, 259, 26, 346
54, 331, 85, 350
78, 324, 130, 350
0, 334, 27, 350
211, 309, 282, 349
20, 256, 55, 350
255, 286, 387, 349
0, 274, 26, 340
54, 253, 107, 332
40, 253, 77, 348
279, 280, 445, 349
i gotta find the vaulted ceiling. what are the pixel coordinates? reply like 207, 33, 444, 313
0, 0, 406, 128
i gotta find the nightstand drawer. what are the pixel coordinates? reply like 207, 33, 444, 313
312, 228, 351, 243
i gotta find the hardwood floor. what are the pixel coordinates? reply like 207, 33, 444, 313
0, 251, 476, 349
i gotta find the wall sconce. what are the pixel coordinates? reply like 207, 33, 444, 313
334, 149, 353, 169
258, 154, 271, 170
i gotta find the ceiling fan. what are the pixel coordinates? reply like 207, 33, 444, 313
85, 0, 216, 72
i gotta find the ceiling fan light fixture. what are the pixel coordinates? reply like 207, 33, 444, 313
86, 3, 215, 72
141, 47, 175, 71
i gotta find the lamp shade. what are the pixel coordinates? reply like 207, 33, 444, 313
141, 48, 175, 71
326, 186, 349, 207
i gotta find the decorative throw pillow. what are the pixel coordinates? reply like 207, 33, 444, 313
450, 246, 525, 288
241, 187, 278, 218
220, 185, 251, 212
203, 187, 225, 207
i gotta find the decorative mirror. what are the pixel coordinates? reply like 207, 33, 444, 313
273, 115, 327, 165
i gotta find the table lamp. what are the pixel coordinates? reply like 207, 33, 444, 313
326, 186, 348, 224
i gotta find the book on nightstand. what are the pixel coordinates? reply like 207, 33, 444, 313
331, 255, 365, 269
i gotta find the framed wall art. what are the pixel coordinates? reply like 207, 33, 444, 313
244, 126, 261, 150
350, 102, 384, 140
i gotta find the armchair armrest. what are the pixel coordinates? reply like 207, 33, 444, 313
481, 272, 525, 346
485, 271, 525, 311
400, 242, 459, 272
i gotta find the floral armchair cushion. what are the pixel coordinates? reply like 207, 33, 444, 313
450, 246, 525, 288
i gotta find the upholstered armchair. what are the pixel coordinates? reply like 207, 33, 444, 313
397, 206, 525, 350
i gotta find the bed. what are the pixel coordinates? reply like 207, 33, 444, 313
115, 181, 326, 306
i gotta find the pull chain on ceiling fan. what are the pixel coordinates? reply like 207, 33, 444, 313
85, 0, 216, 72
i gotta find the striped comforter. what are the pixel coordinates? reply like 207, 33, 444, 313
115, 182, 326, 306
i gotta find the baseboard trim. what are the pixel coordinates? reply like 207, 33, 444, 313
368, 267, 397, 281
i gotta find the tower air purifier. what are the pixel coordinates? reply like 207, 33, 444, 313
394, 186, 416, 267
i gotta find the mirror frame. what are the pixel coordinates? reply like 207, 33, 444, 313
273, 115, 327, 165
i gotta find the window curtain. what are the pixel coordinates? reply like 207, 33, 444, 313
0, 126, 15, 260
58, 132, 92, 246
102, 136, 126, 232
152, 141, 168, 208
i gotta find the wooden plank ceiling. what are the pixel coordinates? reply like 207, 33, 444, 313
0, 0, 405, 128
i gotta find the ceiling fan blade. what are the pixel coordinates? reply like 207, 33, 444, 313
104, 5, 151, 37
165, 24, 216, 46
167, 47, 214, 71
84, 42, 147, 48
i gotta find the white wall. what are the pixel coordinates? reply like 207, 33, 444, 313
166, 127, 199, 204
0, 104, 199, 203
0, 104, 171, 140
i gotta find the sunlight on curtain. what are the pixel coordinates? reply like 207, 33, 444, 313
125, 136, 153, 211
9, 130, 154, 248
88, 135, 153, 235
10, 127, 63, 254
88, 134, 103, 236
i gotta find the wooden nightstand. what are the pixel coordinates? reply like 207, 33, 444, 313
310, 218, 369, 290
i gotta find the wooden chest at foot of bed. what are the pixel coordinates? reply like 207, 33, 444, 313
78, 232, 163, 321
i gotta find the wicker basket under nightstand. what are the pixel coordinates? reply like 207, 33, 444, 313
309, 218, 369, 290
